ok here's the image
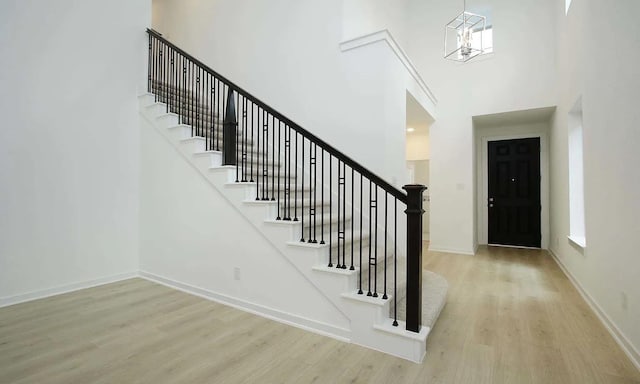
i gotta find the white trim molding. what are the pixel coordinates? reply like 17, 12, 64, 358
427, 245, 476, 256
339, 29, 438, 107
549, 249, 640, 371
0, 272, 138, 308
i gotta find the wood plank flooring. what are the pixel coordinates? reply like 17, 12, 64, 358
1, 245, 638, 383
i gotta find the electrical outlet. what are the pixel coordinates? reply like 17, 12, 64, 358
621, 292, 628, 311
234, 267, 241, 281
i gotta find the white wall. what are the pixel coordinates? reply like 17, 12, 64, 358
406, 132, 430, 160
550, 0, 640, 365
0, 0, 150, 302
406, 0, 558, 254
138, 114, 350, 334
342, 0, 409, 46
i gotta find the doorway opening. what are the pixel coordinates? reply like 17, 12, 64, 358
405, 92, 434, 241
473, 107, 554, 249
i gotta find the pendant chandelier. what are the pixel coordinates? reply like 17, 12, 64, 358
444, 0, 487, 62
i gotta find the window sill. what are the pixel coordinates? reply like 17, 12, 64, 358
568, 235, 586, 249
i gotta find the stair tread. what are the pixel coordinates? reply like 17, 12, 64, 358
395, 270, 448, 328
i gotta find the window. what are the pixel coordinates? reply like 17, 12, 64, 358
472, 26, 493, 54
568, 97, 586, 247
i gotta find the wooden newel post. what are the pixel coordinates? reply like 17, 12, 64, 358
403, 184, 427, 333
223, 88, 237, 165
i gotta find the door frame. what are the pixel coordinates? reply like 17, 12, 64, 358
478, 131, 549, 249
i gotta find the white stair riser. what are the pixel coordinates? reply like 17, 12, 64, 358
180, 138, 206, 153
167, 125, 193, 140
156, 113, 180, 128
192, 152, 223, 168
138, 93, 157, 107
146, 102, 169, 117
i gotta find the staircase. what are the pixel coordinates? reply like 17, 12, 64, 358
141, 29, 447, 363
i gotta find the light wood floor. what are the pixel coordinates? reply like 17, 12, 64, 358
1, 246, 638, 384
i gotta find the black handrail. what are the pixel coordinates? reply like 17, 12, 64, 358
146, 29, 407, 204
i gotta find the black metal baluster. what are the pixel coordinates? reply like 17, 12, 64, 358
328, 156, 332, 267
189, 61, 194, 136
368, 180, 373, 296
276, 121, 281, 220
202, 68, 206, 145
211, 75, 215, 151
220, 81, 224, 151
373, 185, 378, 297
210, 76, 214, 151
165, 45, 170, 110
338, 161, 346, 269
285, 125, 291, 220
393, 198, 398, 326
308, 142, 316, 243
241, 98, 247, 182
383, 192, 388, 300
358, 173, 363, 295
162, 42, 166, 105
152, 38, 157, 101
313, 143, 318, 243
196, 67, 201, 136
250, 104, 254, 182
182, 59, 186, 125
203, 72, 207, 149
171, 48, 176, 118
216, 79, 220, 150
255, 107, 260, 199
166, 44, 170, 107
320, 148, 325, 245
301, 137, 305, 242
192, 62, 196, 135
202, 68, 206, 140
350, 167, 354, 270
158, 41, 162, 102
341, 161, 346, 269
294, 132, 298, 221
166, 45, 170, 108
150, 37, 155, 99
236, 92, 240, 181
337, 160, 342, 268
147, 34, 152, 93
271, 115, 275, 201
262, 110, 268, 200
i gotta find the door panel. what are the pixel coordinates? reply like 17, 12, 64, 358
488, 138, 541, 248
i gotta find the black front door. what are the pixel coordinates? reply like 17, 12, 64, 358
488, 138, 541, 248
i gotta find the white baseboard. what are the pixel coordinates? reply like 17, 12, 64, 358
139, 271, 351, 342
0, 271, 139, 308
427, 244, 476, 256
548, 248, 640, 371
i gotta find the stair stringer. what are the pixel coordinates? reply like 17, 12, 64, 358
139, 93, 427, 363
